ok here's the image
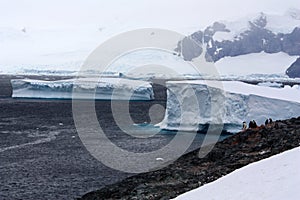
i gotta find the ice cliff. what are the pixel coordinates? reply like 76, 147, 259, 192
158, 81, 300, 132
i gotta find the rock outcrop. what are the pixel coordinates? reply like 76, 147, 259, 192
286, 57, 300, 78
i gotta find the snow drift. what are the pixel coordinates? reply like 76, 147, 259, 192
158, 80, 300, 132
11, 78, 154, 100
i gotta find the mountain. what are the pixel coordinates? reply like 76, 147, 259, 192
178, 8, 300, 78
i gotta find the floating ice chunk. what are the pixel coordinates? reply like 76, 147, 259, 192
11, 78, 154, 100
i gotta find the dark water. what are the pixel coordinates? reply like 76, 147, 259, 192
0, 76, 228, 199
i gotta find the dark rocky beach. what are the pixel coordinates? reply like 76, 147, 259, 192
79, 118, 300, 200
0, 75, 130, 199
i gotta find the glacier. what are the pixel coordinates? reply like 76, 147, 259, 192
158, 80, 300, 132
11, 78, 154, 100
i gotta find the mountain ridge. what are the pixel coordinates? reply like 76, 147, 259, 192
177, 9, 300, 77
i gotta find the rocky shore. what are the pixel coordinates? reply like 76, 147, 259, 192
79, 117, 300, 200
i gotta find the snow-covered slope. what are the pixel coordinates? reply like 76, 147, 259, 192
0, 28, 199, 77
0, 26, 102, 75
215, 52, 298, 76
174, 147, 300, 200
158, 81, 300, 132
266, 8, 300, 33
105, 49, 200, 79
11, 78, 154, 100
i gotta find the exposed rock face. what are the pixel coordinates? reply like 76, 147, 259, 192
79, 117, 300, 200
177, 12, 300, 62
282, 28, 300, 55
286, 57, 300, 78
175, 34, 203, 61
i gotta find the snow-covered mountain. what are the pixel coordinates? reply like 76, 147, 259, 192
0, 8, 300, 78
179, 8, 300, 78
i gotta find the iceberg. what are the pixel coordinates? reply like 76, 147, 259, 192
11, 78, 154, 100
158, 80, 300, 132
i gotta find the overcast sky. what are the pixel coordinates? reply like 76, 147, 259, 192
0, 0, 299, 32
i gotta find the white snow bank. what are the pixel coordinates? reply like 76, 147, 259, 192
174, 147, 300, 200
292, 85, 300, 90
11, 78, 154, 100
159, 80, 300, 131
215, 52, 298, 76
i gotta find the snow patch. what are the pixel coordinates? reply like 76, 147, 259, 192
213, 31, 236, 42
